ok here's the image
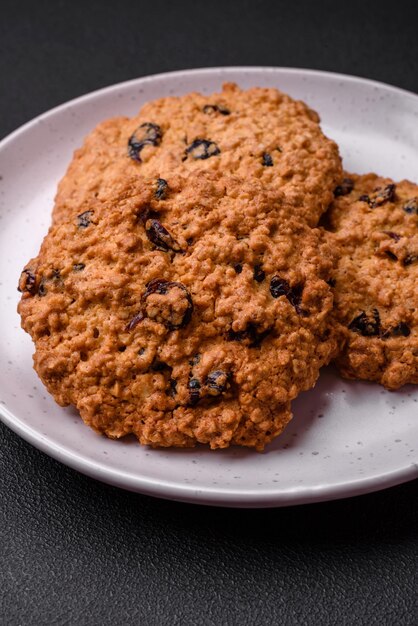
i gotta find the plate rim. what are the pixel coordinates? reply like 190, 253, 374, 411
1, 400, 418, 508
1, 66, 417, 507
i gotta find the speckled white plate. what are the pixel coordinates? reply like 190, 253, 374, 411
0, 67, 417, 508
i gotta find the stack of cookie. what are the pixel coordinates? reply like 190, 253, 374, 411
18, 84, 418, 450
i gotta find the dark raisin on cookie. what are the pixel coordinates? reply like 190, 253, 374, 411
202, 104, 230, 115
37, 279, 47, 297
403, 197, 418, 215
77, 210, 94, 228
128, 122, 162, 162
262, 152, 273, 167
253, 265, 265, 283
125, 311, 145, 331
185, 139, 220, 160
142, 278, 193, 330
227, 323, 271, 347
189, 353, 200, 366
52, 269, 61, 280
403, 254, 417, 266
206, 370, 231, 396
234, 263, 243, 274
155, 178, 168, 200
334, 178, 354, 197
381, 321, 411, 339
166, 378, 177, 397
270, 276, 291, 299
391, 322, 411, 337
73, 263, 86, 272
371, 184, 396, 207
358, 185, 396, 208
188, 378, 201, 406
385, 250, 398, 261
270, 276, 305, 315
327, 278, 336, 288
145, 219, 182, 252
348, 309, 380, 336
18, 269, 36, 294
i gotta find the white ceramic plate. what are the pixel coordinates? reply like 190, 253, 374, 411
0, 67, 417, 508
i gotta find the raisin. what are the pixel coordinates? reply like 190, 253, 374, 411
77, 210, 94, 228
155, 178, 168, 200
125, 311, 145, 331
227, 323, 271, 347
145, 219, 182, 252
348, 309, 380, 336
52, 269, 60, 279
128, 122, 162, 162
270, 276, 290, 299
403, 197, 418, 215
391, 322, 411, 337
334, 178, 354, 197
372, 184, 396, 207
118, 346, 126, 352
185, 139, 220, 160
385, 251, 398, 261
253, 265, 265, 283
270, 276, 305, 315
202, 104, 230, 115
361, 184, 396, 208
262, 152, 273, 167
189, 354, 200, 366
234, 263, 243, 274
206, 370, 231, 396
142, 278, 193, 330
18, 269, 36, 294
327, 278, 336, 288
73, 263, 85, 272
188, 378, 201, 406
38, 280, 47, 297
383, 231, 401, 241
403, 254, 417, 266
166, 378, 177, 397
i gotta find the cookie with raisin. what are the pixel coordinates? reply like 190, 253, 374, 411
19, 172, 339, 450
53, 82, 342, 227
326, 173, 418, 389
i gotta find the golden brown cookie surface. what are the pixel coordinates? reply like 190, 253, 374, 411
19, 172, 338, 450
53, 83, 342, 227
327, 173, 418, 389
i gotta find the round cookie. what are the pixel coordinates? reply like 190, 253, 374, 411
18, 172, 338, 450
53, 82, 342, 227
326, 173, 418, 389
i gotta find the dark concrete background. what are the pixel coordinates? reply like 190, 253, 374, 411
1, 1, 417, 624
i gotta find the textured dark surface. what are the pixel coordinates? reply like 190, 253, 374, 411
1, 1, 418, 624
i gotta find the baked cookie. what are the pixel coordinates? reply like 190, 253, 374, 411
326, 173, 418, 389
53, 82, 342, 227
18, 172, 338, 450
